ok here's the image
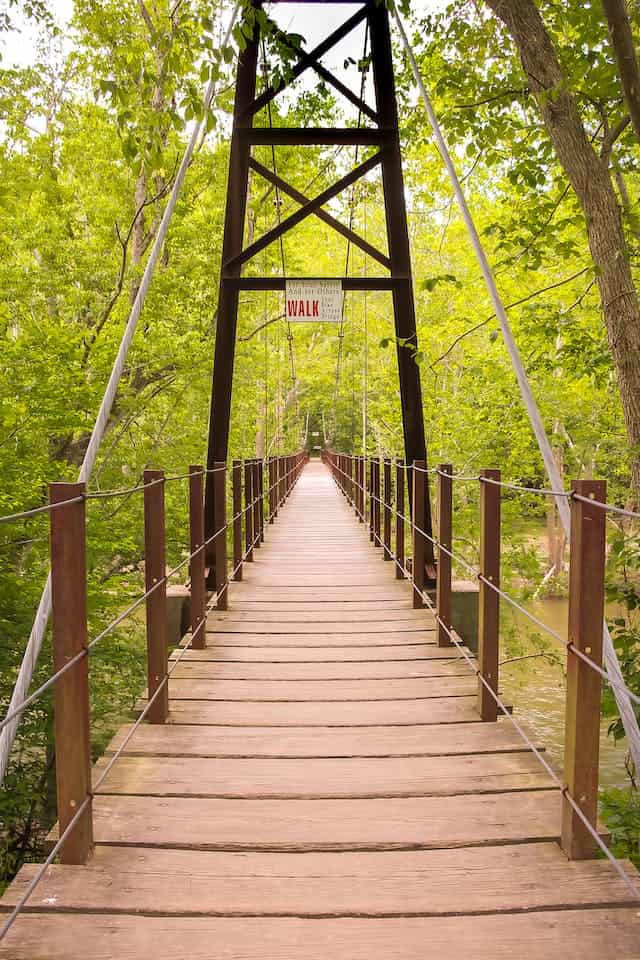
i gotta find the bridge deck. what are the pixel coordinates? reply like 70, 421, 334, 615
2, 462, 639, 957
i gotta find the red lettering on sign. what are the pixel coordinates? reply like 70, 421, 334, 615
286, 294, 326, 320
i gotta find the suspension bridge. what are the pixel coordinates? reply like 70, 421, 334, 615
1, 0, 640, 956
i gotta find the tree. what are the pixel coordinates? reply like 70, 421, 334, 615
481, 0, 640, 499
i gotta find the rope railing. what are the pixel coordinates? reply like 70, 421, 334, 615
323, 449, 640, 900
0, 454, 305, 732
0, 448, 308, 942
325, 453, 640, 708
0, 466, 231, 525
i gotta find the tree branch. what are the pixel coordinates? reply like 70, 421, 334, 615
82, 166, 177, 363
137, 0, 155, 38
453, 86, 528, 109
601, 113, 632, 160
239, 312, 285, 341
430, 266, 591, 368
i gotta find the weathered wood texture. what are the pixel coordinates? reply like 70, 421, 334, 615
2, 461, 638, 958
4, 910, 640, 960
168, 659, 472, 679
164, 676, 477, 700
172, 643, 465, 662
93, 752, 553, 798
105, 721, 540, 758
5, 844, 635, 916
158, 696, 485, 726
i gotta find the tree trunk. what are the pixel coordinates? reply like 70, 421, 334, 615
130, 168, 147, 305
485, 0, 640, 501
601, 0, 640, 142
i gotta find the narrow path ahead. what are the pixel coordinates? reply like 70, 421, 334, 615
2, 461, 639, 957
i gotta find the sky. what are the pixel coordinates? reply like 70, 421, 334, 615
1, 0, 439, 72
0, 1, 440, 151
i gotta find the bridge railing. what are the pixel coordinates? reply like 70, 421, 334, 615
0, 449, 307, 911
322, 449, 639, 886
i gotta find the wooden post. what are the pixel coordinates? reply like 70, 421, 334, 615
374, 460, 382, 546
143, 469, 169, 724
49, 481, 93, 864
383, 458, 392, 560
436, 464, 453, 648
370, 458, 375, 537
214, 463, 228, 610
252, 461, 261, 550
269, 457, 276, 522
232, 460, 243, 581
244, 459, 254, 562
395, 458, 405, 579
477, 469, 500, 721
352, 456, 358, 516
561, 479, 606, 859
359, 457, 365, 522
189, 466, 206, 650
258, 459, 265, 542
353, 457, 358, 516
412, 460, 426, 609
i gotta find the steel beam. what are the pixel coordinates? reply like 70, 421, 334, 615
249, 157, 390, 269
205, 26, 259, 557
247, 6, 369, 117
369, 0, 434, 565
226, 277, 406, 291
225, 151, 382, 271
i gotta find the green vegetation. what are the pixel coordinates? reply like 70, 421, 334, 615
1, 0, 639, 883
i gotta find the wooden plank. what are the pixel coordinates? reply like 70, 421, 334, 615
209, 602, 435, 629
172, 644, 465, 663
52, 789, 562, 850
165, 677, 476, 701
226, 600, 416, 611
4, 910, 640, 960
161, 696, 484, 726
93, 753, 554, 798
208, 610, 432, 622
106, 721, 540, 759
168, 660, 472, 680
241, 575, 411, 586
225, 587, 411, 600
204, 629, 435, 641
5, 844, 636, 917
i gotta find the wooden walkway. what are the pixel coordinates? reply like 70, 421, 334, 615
2, 461, 639, 957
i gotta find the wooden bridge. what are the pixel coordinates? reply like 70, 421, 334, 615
2, 458, 639, 958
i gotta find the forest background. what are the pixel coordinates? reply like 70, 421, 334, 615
1, 0, 639, 885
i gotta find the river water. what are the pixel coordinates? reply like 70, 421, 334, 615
499, 597, 631, 790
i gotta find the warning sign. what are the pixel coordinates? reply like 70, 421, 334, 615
285, 279, 343, 324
